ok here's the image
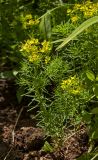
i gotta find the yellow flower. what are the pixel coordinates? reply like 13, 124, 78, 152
80, 1, 98, 18
41, 40, 51, 53
67, 9, 72, 15
20, 38, 39, 52
84, 11, 94, 18
34, 19, 40, 24
27, 19, 39, 26
25, 14, 32, 20
26, 38, 39, 45
28, 53, 39, 62
71, 16, 78, 23
68, 1, 98, 21
74, 4, 81, 10
20, 14, 39, 29
61, 76, 76, 89
70, 87, 81, 95
45, 56, 51, 64
27, 19, 35, 25
20, 38, 51, 63
67, 9, 72, 13
61, 76, 82, 95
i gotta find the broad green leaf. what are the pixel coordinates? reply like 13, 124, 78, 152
39, 11, 51, 39
86, 70, 95, 81
55, 16, 98, 50
91, 107, 98, 114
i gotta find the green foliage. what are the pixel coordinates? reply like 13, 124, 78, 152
17, 1, 98, 146
42, 141, 53, 153
39, 11, 52, 39
46, 57, 69, 81
54, 16, 98, 50
2, 0, 98, 158
36, 0, 59, 15
86, 70, 95, 82
39, 3, 71, 39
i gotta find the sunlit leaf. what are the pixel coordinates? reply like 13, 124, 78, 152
86, 70, 95, 81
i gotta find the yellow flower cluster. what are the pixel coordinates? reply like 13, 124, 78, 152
61, 76, 82, 95
20, 38, 51, 63
28, 54, 40, 62
67, 1, 98, 23
20, 38, 40, 62
71, 16, 78, 23
20, 39, 39, 52
20, 14, 39, 29
41, 40, 51, 53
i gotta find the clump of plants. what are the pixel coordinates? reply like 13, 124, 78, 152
18, 0, 98, 158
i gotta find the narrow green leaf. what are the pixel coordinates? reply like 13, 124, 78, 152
55, 16, 98, 50
86, 70, 95, 81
